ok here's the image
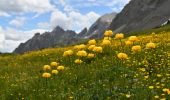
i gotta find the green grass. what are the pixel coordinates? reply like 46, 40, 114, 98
0, 26, 170, 100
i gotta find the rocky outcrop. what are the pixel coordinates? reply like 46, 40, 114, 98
109, 0, 170, 33
82, 12, 117, 39
13, 26, 79, 53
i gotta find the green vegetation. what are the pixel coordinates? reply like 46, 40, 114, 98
0, 27, 170, 100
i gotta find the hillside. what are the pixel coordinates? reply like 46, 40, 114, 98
0, 25, 170, 99
109, 0, 170, 33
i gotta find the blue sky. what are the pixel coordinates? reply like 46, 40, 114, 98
0, 0, 130, 52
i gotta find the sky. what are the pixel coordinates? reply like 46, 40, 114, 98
0, 0, 130, 53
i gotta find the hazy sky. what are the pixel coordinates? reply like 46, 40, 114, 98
0, 0, 130, 52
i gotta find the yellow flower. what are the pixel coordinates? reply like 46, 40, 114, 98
125, 41, 132, 45
74, 44, 86, 50
43, 65, 51, 70
146, 42, 156, 49
149, 86, 154, 89
115, 33, 124, 39
140, 68, 146, 72
42, 72, 51, 78
101, 40, 111, 46
162, 88, 169, 92
52, 70, 58, 74
117, 53, 128, 60
77, 50, 87, 57
154, 95, 159, 99
57, 66, 64, 71
63, 50, 74, 57
104, 37, 112, 40
87, 53, 95, 58
75, 59, 83, 64
125, 94, 131, 98
88, 39, 96, 45
50, 62, 58, 67
131, 45, 141, 52
129, 36, 138, 42
93, 46, 103, 53
104, 30, 113, 37
88, 45, 96, 51
160, 98, 166, 100
157, 74, 162, 77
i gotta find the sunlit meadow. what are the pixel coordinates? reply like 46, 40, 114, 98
0, 27, 170, 100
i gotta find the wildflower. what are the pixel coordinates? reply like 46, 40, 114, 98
125, 41, 132, 45
104, 37, 112, 40
101, 40, 111, 46
75, 59, 83, 64
125, 94, 131, 98
146, 42, 156, 49
88, 39, 96, 45
117, 53, 128, 60
52, 70, 58, 74
129, 36, 138, 42
63, 50, 73, 57
77, 50, 87, 57
115, 33, 124, 39
42, 72, 51, 78
88, 45, 96, 51
154, 95, 159, 99
87, 53, 95, 58
140, 68, 146, 72
57, 66, 64, 71
157, 74, 162, 77
149, 86, 154, 89
74, 44, 86, 50
160, 98, 166, 100
162, 88, 169, 92
104, 30, 113, 37
43, 65, 51, 70
131, 45, 141, 52
93, 46, 103, 53
50, 62, 58, 67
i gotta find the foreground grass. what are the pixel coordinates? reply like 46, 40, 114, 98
0, 31, 170, 100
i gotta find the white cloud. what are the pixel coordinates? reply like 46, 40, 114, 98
0, 11, 10, 17
9, 17, 26, 28
0, 26, 48, 52
50, 10, 100, 31
0, 0, 55, 16
37, 22, 50, 29
0, 26, 5, 49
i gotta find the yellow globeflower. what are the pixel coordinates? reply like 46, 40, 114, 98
75, 59, 83, 64
93, 46, 103, 53
128, 36, 138, 42
104, 30, 113, 37
43, 65, 51, 70
146, 42, 156, 49
88, 39, 96, 45
117, 53, 128, 60
63, 50, 73, 57
115, 33, 124, 39
50, 62, 58, 67
74, 44, 86, 50
57, 66, 65, 71
125, 94, 131, 98
77, 50, 87, 57
101, 40, 111, 46
104, 37, 112, 40
149, 86, 154, 89
125, 41, 132, 45
87, 53, 95, 58
88, 45, 96, 51
52, 70, 58, 74
42, 72, 51, 78
154, 95, 159, 99
131, 45, 141, 52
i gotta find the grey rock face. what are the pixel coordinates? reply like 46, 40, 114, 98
109, 0, 170, 33
82, 12, 117, 39
13, 26, 78, 53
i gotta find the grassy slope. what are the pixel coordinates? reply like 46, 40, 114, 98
0, 26, 170, 100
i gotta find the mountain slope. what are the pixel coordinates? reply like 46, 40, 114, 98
14, 12, 116, 53
13, 26, 79, 53
109, 0, 170, 33
80, 12, 117, 39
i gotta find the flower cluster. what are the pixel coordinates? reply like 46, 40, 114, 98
63, 50, 74, 57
